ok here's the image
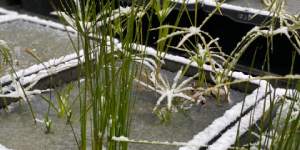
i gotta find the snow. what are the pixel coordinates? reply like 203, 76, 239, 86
0, 144, 12, 150
203, 0, 272, 16
0, 48, 83, 85
174, 0, 201, 4
180, 81, 299, 150
128, 43, 264, 87
0, 6, 297, 150
0, 11, 76, 33
179, 80, 270, 150
173, 0, 278, 18
112, 136, 130, 141
0, 7, 83, 86
0, 7, 17, 15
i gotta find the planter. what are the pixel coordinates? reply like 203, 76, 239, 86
0, 6, 298, 150
204, 5, 300, 77
0, 0, 21, 6
119, 0, 300, 88
20, 0, 71, 16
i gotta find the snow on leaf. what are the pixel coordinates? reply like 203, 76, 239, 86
135, 69, 201, 110
0, 72, 50, 100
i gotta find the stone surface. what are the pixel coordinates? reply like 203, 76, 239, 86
0, 20, 78, 70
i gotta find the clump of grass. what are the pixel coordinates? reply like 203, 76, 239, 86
135, 67, 206, 120
40, 82, 76, 117
44, 112, 53, 133
56, 0, 155, 149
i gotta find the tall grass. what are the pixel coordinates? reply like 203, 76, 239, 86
54, 0, 300, 149
56, 0, 154, 149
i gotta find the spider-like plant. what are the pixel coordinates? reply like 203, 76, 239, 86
169, 37, 230, 104
135, 68, 205, 112
169, 38, 226, 70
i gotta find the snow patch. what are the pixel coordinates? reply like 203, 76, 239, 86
0, 7, 18, 15
0, 11, 76, 33
0, 144, 13, 150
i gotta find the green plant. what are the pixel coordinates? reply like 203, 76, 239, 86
169, 38, 229, 104
55, 0, 153, 149
44, 112, 53, 133
40, 82, 75, 117
152, 2, 231, 105
135, 67, 205, 116
0, 40, 19, 77
46, 0, 300, 149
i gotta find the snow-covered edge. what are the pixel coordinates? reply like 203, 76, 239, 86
0, 7, 285, 150
129, 43, 261, 85
174, 0, 277, 18
203, 0, 273, 17
0, 7, 76, 32
0, 14, 76, 33
0, 8, 81, 85
0, 7, 18, 15
2, 52, 84, 94
179, 80, 269, 150
205, 88, 295, 150
0, 50, 84, 85
0, 144, 12, 150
